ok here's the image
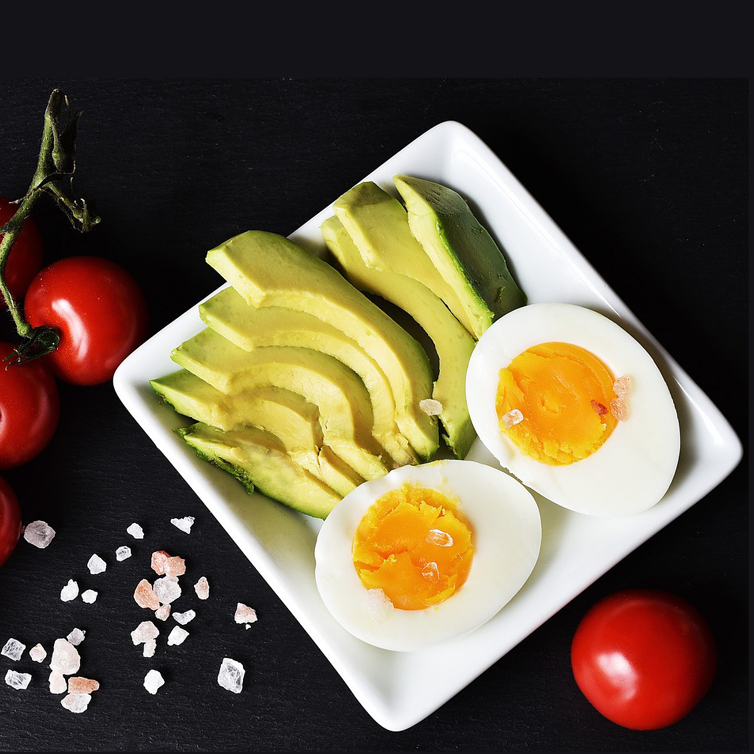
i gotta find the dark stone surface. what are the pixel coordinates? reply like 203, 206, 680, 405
0, 78, 747, 751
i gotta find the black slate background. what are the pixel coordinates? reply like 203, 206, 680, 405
0, 78, 747, 752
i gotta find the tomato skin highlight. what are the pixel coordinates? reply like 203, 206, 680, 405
0, 196, 44, 306
24, 256, 149, 386
0, 342, 60, 470
571, 589, 717, 730
0, 476, 22, 567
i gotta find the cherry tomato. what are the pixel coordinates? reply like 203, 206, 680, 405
24, 256, 148, 386
571, 589, 717, 730
0, 341, 60, 470
0, 196, 44, 306
0, 476, 22, 567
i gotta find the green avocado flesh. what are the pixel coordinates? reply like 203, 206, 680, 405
205, 230, 438, 461
393, 174, 526, 339
178, 423, 341, 519
170, 330, 391, 481
199, 287, 417, 467
321, 215, 477, 459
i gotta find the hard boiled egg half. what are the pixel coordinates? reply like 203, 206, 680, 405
314, 460, 541, 652
467, 303, 681, 516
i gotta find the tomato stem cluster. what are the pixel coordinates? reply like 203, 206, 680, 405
0, 89, 101, 366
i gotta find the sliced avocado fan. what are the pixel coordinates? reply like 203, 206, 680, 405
321, 215, 477, 459
205, 230, 439, 462
393, 174, 526, 339
169, 331, 391, 481
199, 287, 417, 468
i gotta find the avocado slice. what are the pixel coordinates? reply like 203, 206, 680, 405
165, 381, 361, 498
199, 287, 417, 468
178, 423, 341, 519
393, 175, 526, 339
321, 216, 477, 459
204, 230, 439, 462
332, 181, 475, 336
169, 330, 391, 481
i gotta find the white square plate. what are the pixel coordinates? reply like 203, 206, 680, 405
113, 121, 742, 731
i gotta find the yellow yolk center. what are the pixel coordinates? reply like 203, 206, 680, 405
496, 342, 617, 465
352, 484, 474, 611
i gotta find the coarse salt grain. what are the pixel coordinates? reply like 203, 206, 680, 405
172, 610, 196, 626
134, 579, 160, 610
49, 670, 67, 694
217, 658, 244, 694
126, 523, 144, 539
167, 626, 189, 646
366, 588, 394, 623
164, 556, 186, 578
421, 561, 440, 583
66, 628, 86, 646
1, 638, 26, 661
171, 516, 195, 534
60, 579, 79, 602
61, 693, 91, 713
81, 589, 98, 604
142, 638, 156, 658
613, 375, 632, 398
419, 398, 443, 416
22, 520, 56, 549
153, 576, 181, 605
234, 603, 257, 625
87, 554, 107, 575
50, 639, 80, 676
425, 528, 454, 547
150, 550, 170, 575
194, 577, 209, 600
610, 397, 630, 422
131, 621, 159, 646
116, 546, 132, 562
154, 604, 171, 622
143, 669, 164, 695
68, 677, 99, 694
5, 670, 31, 690
29, 644, 47, 663
502, 408, 524, 429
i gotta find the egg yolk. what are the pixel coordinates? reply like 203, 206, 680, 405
496, 342, 617, 466
352, 484, 474, 611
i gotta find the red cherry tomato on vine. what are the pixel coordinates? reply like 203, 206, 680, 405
0, 476, 22, 567
0, 196, 44, 306
0, 341, 60, 470
571, 589, 717, 730
24, 256, 149, 386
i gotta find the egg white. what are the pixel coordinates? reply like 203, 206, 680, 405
314, 460, 541, 652
466, 303, 681, 516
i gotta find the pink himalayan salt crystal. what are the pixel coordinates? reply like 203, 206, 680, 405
502, 409, 524, 429
61, 693, 91, 713
154, 604, 171, 622
234, 603, 257, 625
66, 628, 85, 646
134, 579, 160, 610
29, 644, 47, 663
164, 556, 186, 578
49, 670, 67, 694
194, 576, 209, 600
590, 399, 608, 416
68, 677, 100, 694
22, 520, 56, 549
142, 638, 156, 658
150, 550, 170, 575
613, 375, 632, 398
153, 576, 181, 605
425, 528, 454, 547
421, 561, 440, 583
50, 639, 80, 676
610, 397, 630, 422
131, 621, 159, 646
173, 610, 196, 625
419, 398, 443, 416
366, 588, 394, 623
